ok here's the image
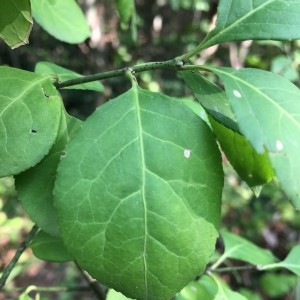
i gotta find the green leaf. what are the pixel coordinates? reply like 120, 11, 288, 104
205, 67, 300, 208
211, 274, 247, 300
115, 0, 135, 26
220, 230, 277, 265
176, 280, 212, 300
31, 230, 73, 262
198, 0, 300, 51
0, 0, 32, 48
259, 273, 296, 297
261, 245, 300, 275
15, 112, 82, 237
54, 86, 223, 299
35, 62, 104, 92
106, 289, 134, 300
180, 71, 274, 187
0, 66, 62, 177
31, 0, 90, 44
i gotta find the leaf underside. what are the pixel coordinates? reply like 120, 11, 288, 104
54, 87, 223, 300
0, 0, 32, 48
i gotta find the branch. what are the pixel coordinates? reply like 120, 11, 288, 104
0, 224, 39, 290
208, 265, 258, 274
55, 59, 185, 89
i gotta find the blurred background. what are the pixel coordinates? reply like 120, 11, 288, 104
1, 0, 300, 299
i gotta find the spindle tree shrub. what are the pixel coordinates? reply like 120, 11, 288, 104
1, 0, 300, 299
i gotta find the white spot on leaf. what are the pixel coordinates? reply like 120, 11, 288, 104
184, 149, 191, 158
233, 90, 242, 98
276, 140, 284, 151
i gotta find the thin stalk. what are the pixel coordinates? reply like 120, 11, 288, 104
209, 265, 258, 273
0, 224, 39, 290
55, 59, 184, 89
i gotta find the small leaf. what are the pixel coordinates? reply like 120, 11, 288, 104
106, 289, 134, 300
221, 230, 277, 265
198, 0, 300, 51
176, 280, 212, 300
0, 66, 62, 177
259, 273, 296, 297
35, 62, 104, 92
54, 87, 223, 299
31, 230, 73, 262
15, 112, 82, 236
31, 0, 90, 44
206, 67, 300, 208
261, 245, 300, 275
180, 71, 274, 187
115, 0, 135, 25
211, 274, 247, 300
0, 0, 32, 48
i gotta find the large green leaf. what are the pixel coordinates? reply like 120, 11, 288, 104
31, 230, 73, 262
35, 62, 104, 92
31, 0, 90, 44
206, 67, 300, 208
0, 0, 32, 48
54, 86, 223, 300
220, 230, 277, 265
16, 112, 82, 237
180, 71, 274, 187
0, 67, 62, 177
197, 0, 300, 51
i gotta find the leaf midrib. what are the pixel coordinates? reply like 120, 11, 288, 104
133, 86, 148, 297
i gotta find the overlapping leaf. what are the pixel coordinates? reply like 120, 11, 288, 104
220, 230, 277, 265
16, 112, 82, 237
35, 62, 104, 92
205, 67, 300, 208
180, 71, 274, 187
0, 67, 62, 177
31, 0, 90, 43
31, 230, 73, 262
54, 86, 223, 299
198, 0, 300, 51
0, 0, 32, 48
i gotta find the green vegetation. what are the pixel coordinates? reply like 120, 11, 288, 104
1, 1, 300, 299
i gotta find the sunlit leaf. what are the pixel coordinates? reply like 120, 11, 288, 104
106, 289, 134, 300
198, 0, 300, 51
31, 230, 73, 262
16, 112, 82, 237
211, 274, 247, 300
220, 230, 277, 265
54, 86, 223, 299
35, 62, 104, 92
206, 67, 300, 208
180, 71, 274, 187
260, 245, 300, 275
0, 67, 62, 177
31, 0, 90, 43
0, 0, 32, 48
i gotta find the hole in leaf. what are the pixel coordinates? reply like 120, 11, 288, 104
31, 129, 38, 134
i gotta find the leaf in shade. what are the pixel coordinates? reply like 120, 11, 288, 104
206, 66, 300, 208
35, 62, 104, 92
16, 112, 82, 237
0, 0, 32, 48
0, 67, 62, 177
54, 86, 223, 300
198, 0, 300, 51
31, 230, 73, 262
